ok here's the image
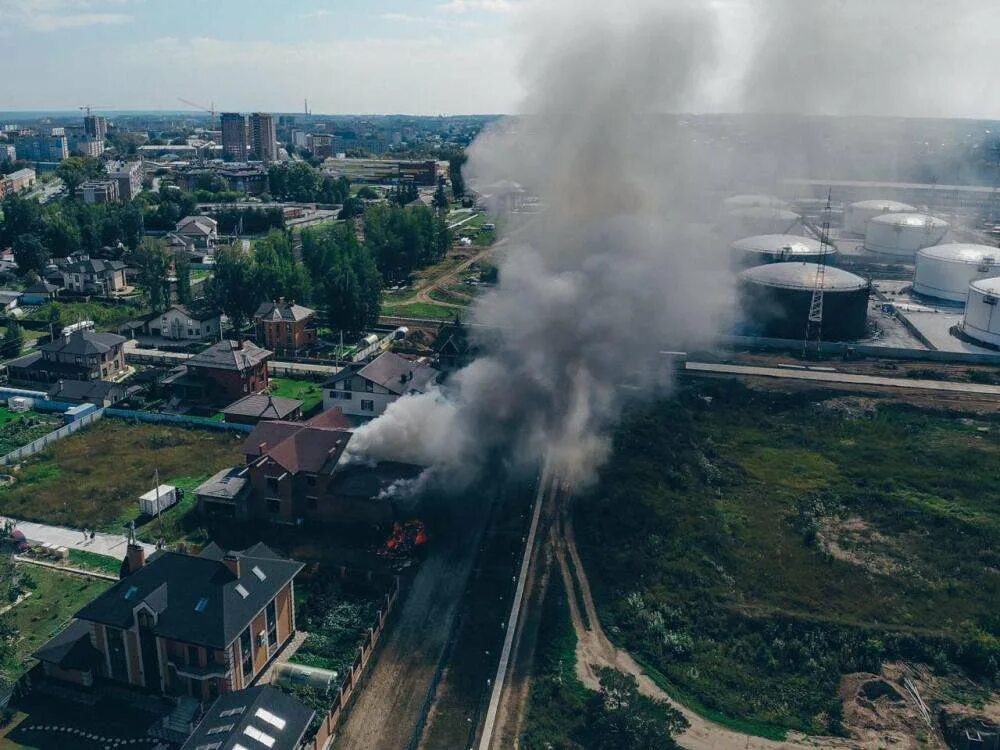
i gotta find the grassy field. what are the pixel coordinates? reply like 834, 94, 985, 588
0, 410, 60, 457
22, 301, 147, 332
0, 420, 244, 532
269, 377, 324, 414
381, 301, 466, 321
66, 549, 120, 576
0, 565, 112, 682
575, 382, 1000, 735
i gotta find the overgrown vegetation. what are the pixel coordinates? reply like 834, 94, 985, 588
575, 382, 1000, 735
0, 410, 60, 457
268, 378, 323, 414
291, 574, 382, 677
0, 420, 243, 531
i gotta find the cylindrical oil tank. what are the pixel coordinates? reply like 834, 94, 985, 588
864, 213, 949, 257
725, 207, 801, 237
723, 194, 789, 211
739, 262, 870, 341
731, 234, 836, 267
961, 276, 1000, 348
912, 244, 1000, 302
844, 200, 916, 235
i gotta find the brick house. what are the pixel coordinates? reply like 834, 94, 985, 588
34, 542, 303, 702
254, 300, 318, 356
196, 409, 420, 524
163, 340, 271, 405
6, 330, 127, 386
61, 258, 128, 295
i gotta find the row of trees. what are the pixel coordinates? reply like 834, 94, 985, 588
363, 204, 451, 283
267, 163, 351, 205
0, 194, 144, 276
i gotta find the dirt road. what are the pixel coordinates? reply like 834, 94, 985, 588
555, 513, 867, 750
332, 502, 489, 750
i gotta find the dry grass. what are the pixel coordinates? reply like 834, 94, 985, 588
0, 420, 244, 530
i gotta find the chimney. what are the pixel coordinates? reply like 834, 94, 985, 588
125, 543, 146, 575
223, 551, 241, 578
258, 441, 268, 454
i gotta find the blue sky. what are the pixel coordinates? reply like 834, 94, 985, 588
0, 0, 524, 114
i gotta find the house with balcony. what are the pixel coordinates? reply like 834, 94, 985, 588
61, 258, 128, 296
254, 300, 318, 356
6, 330, 126, 386
322, 351, 439, 419
162, 339, 271, 405
34, 541, 303, 702
196, 408, 419, 524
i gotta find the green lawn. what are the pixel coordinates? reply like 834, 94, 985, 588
66, 549, 120, 576
268, 377, 324, 414
575, 382, 1000, 736
1, 565, 112, 682
0, 420, 244, 532
381, 301, 467, 321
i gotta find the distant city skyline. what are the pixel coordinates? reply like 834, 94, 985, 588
0, 0, 525, 115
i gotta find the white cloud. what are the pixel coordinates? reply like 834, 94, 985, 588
436, 0, 517, 13
0, 0, 134, 31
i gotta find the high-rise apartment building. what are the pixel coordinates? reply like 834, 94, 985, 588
83, 115, 108, 141
220, 113, 249, 160
249, 112, 277, 162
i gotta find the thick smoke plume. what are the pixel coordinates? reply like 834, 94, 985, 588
348, 0, 1000, 487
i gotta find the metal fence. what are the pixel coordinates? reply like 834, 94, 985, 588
104, 408, 254, 433
0, 408, 106, 466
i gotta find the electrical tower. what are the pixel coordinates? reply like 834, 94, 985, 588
803, 188, 833, 357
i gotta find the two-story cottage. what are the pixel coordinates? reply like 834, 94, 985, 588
323, 351, 439, 418
254, 300, 317, 356
196, 409, 419, 524
163, 340, 271, 405
61, 258, 128, 296
175, 216, 219, 249
143, 304, 222, 342
34, 542, 302, 702
6, 330, 127, 385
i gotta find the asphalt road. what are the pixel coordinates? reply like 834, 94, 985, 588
684, 361, 1000, 397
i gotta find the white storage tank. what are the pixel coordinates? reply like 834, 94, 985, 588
864, 213, 949, 257
723, 194, 789, 211
731, 234, 836, 267
961, 277, 1000, 347
912, 244, 1000, 303
725, 207, 801, 237
844, 200, 916, 235
7, 397, 30, 413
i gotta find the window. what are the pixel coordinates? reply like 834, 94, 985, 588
240, 628, 253, 679
266, 498, 280, 514
242, 726, 275, 748
266, 476, 280, 493
306, 476, 316, 487
364, 379, 374, 393
266, 600, 278, 648
252, 566, 267, 581
361, 399, 374, 412
195, 597, 209, 613
137, 609, 154, 629
306, 496, 318, 511
235, 584, 250, 599
107, 627, 129, 681
188, 645, 200, 665
255, 707, 286, 730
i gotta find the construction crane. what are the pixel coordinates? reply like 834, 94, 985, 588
802, 188, 834, 357
78, 105, 110, 117
177, 97, 217, 129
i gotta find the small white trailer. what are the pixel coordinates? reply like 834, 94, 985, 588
138, 484, 178, 516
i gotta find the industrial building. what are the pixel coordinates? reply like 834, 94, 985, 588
864, 213, 949, 257
961, 276, 1000, 348
843, 199, 916, 235
912, 244, 1000, 303
731, 234, 835, 267
739, 262, 870, 341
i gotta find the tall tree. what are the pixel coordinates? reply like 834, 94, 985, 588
12, 234, 49, 277
447, 151, 468, 198
175, 253, 192, 305
205, 245, 260, 335
432, 181, 450, 213
55, 156, 105, 196
586, 669, 686, 750
132, 239, 172, 313
0, 195, 43, 247
2, 322, 23, 357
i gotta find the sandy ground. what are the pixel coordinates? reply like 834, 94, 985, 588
332, 502, 489, 750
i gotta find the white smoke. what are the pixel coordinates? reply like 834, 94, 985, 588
348, 0, 1000, 487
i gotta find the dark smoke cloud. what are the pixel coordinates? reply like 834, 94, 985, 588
347, 0, 1000, 487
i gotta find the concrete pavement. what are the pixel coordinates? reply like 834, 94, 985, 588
2, 515, 155, 558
